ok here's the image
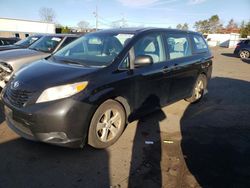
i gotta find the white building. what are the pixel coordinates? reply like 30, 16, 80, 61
0, 17, 55, 39
205, 33, 240, 48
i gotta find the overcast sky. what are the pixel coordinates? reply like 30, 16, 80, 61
0, 0, 249, 30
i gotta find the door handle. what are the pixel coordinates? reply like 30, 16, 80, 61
162, 66, 170, 73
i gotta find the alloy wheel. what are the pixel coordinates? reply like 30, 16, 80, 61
96, 108, 122, 143
194, 80, 204, 100
240, 50, 250, 59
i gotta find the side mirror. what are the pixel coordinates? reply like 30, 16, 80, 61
134, 55, 153, 68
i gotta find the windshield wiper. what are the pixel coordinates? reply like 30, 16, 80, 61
62, 59, 89, 67
29, 47, 48, 53
29, 47, 39, 51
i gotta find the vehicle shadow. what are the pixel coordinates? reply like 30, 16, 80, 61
0, 102, 5, 124
128, 95, 166, 188
241, 58, 250, 64
0, 138, 110, 187
180, 77, 250, 187
220, 53, 238, 58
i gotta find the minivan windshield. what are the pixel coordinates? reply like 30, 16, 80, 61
53, 33, 134, 67
15, 36, 41, 47
29, 36, 63, 53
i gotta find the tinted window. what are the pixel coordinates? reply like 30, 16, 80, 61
1, 39, 15, 45
2, 39, 10, 45
166, 34, 192, 59
191, 34, 208, 53
245, 40, 250, 45
59, 37, 77, 49
133, 33, 165, 64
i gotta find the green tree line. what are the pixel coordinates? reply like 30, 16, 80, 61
176, 15, 250, 38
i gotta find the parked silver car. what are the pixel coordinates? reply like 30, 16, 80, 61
0, 34, 78, 88
0, 35, 43, 51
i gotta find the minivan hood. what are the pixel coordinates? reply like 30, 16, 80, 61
13, 59, 99, 91
0, 48, 48, 62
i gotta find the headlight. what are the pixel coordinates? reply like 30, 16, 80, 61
36, 81, 88, 103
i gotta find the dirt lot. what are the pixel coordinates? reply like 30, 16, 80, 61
0, 47, 250, 188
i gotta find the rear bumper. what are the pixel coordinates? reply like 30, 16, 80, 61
233, 48, 240, 55
3, 97, 97, 148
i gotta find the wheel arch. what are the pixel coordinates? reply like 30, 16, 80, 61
88, 88, 131, 123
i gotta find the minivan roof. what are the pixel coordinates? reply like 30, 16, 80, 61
95, 27, 199, 35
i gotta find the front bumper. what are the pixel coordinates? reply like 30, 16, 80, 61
3, 97, 96, 148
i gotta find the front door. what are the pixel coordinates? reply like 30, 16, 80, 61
131, 32, 171, 113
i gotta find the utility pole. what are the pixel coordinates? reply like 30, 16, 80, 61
93, 5, 98, 31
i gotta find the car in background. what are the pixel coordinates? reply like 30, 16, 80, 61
0, 35, 43, 51
0, 37, 20, 46
0, 34, 79, 88
1, 28, 213, 149
234, 39, 250, 59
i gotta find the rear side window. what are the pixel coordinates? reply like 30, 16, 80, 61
166, 34, 192, 59
191, 34, 208, 53
245, 40, 250, 45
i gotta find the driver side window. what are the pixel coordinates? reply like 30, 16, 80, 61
133, 33, 166, 64
119, 33, 166, 69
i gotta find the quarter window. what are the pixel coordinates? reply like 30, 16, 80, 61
166, 34, 192, 59
191, 35, 208, 53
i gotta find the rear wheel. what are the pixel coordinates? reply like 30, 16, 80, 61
88, 100, 126, 149
185, 74, 207, 103
239, 50, 250, 59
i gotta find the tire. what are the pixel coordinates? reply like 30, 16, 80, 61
185, 74, 207, 104
88, 99, 126, 149
239, 50, 250, 59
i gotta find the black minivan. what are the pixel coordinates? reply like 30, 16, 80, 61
1, 28, 213, 148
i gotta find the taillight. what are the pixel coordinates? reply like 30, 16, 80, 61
236, 45, 240, 48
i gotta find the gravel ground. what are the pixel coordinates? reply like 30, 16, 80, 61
0, 47, 250, 188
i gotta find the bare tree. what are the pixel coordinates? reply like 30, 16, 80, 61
176, 24, 182, 30
111, 20, 121, 28
176, 23, 189, 30
77, 20, 90, 31
226, 19, 238, 29
39, 7, 56, 23
182, 23, 189, 30
111, 18, 128, 28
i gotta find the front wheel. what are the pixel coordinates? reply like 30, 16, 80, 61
185, 74, 207, 103
88, 100, 126, 149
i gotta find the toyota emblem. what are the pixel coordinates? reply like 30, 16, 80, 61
13, 81, 20, 89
